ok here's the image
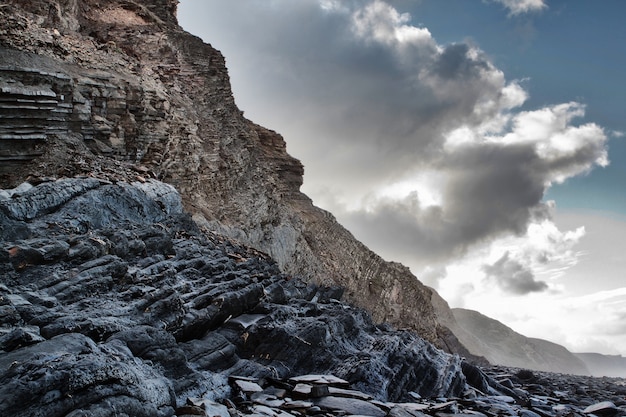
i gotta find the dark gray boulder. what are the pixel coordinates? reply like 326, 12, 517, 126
0, 332, 176, 417
230, 298, 465, 401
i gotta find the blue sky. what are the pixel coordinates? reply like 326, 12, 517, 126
178, 0, 626, 355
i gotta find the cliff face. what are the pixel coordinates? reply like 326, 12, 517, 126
0, 0, 449, 344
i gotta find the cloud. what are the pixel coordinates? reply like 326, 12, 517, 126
336, 101, 605, 271
188, 0, 531, 201
531, 287, 626, 354
437, 211, 626, 355
482, 251, 548, 294
351, 0, 435, 50
456, 285, 626, 356
487, 0, 548, 16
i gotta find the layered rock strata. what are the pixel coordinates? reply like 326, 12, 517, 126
0, 0, 449, 346
0, 178, 466, 415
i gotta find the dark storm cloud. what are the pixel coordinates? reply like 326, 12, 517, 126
339, 193, 456, 262
338, 142, 551, 264
442, 143, 548, 242
482, 251, 548, 295
335, 106, 606, 270
429, 43, 489, 80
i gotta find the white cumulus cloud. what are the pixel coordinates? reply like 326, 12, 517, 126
487, 0, 548, 16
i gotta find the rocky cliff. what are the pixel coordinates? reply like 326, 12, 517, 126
0, 0, 450, 347
5, 2, 626, 416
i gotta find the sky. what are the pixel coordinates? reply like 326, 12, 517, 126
178, 0, 626, 356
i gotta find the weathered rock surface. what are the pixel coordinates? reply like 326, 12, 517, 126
0, 178, 471, 415
202, 366, 626, 417
0, 0, 451, 347
2, 1, 625, 415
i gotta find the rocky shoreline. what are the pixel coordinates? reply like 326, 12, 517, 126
216, 368, 626, 417
2, 2, 624, 416
1, 177, 624, 417
1, 177, 465, 416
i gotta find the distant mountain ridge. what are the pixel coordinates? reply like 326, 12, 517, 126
575, 353, 626, 378
433, 290, 626, 378
431, 289, 589, 374
452, 308, 589, 375
451, 307, 590, 374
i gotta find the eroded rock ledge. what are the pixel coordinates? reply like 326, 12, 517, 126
0, 178, 467, 416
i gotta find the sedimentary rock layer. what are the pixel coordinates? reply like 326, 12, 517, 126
0, 0, 449, 346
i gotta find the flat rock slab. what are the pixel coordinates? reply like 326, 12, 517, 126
251, 393, 286, 408
328, 386, 373, 401
388, 405, 429, 417
227, 313, 267, 329
250, 404, 297, 417
282, 400, 313, 410
314, 395, 386, 417
395, 403, 431, 412
583, 401, 619, 416
289, 374, 350, 387
234, 379, 264, 394
186, 398, 230, 417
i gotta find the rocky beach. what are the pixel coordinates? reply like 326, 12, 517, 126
1, 1, 625, 416
1, 178, 624, 416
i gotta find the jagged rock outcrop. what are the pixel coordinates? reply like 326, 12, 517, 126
2, 4, 625, 414
0, 178, 467, 415
0, 0, 450, 345
216, 368, 626, 417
